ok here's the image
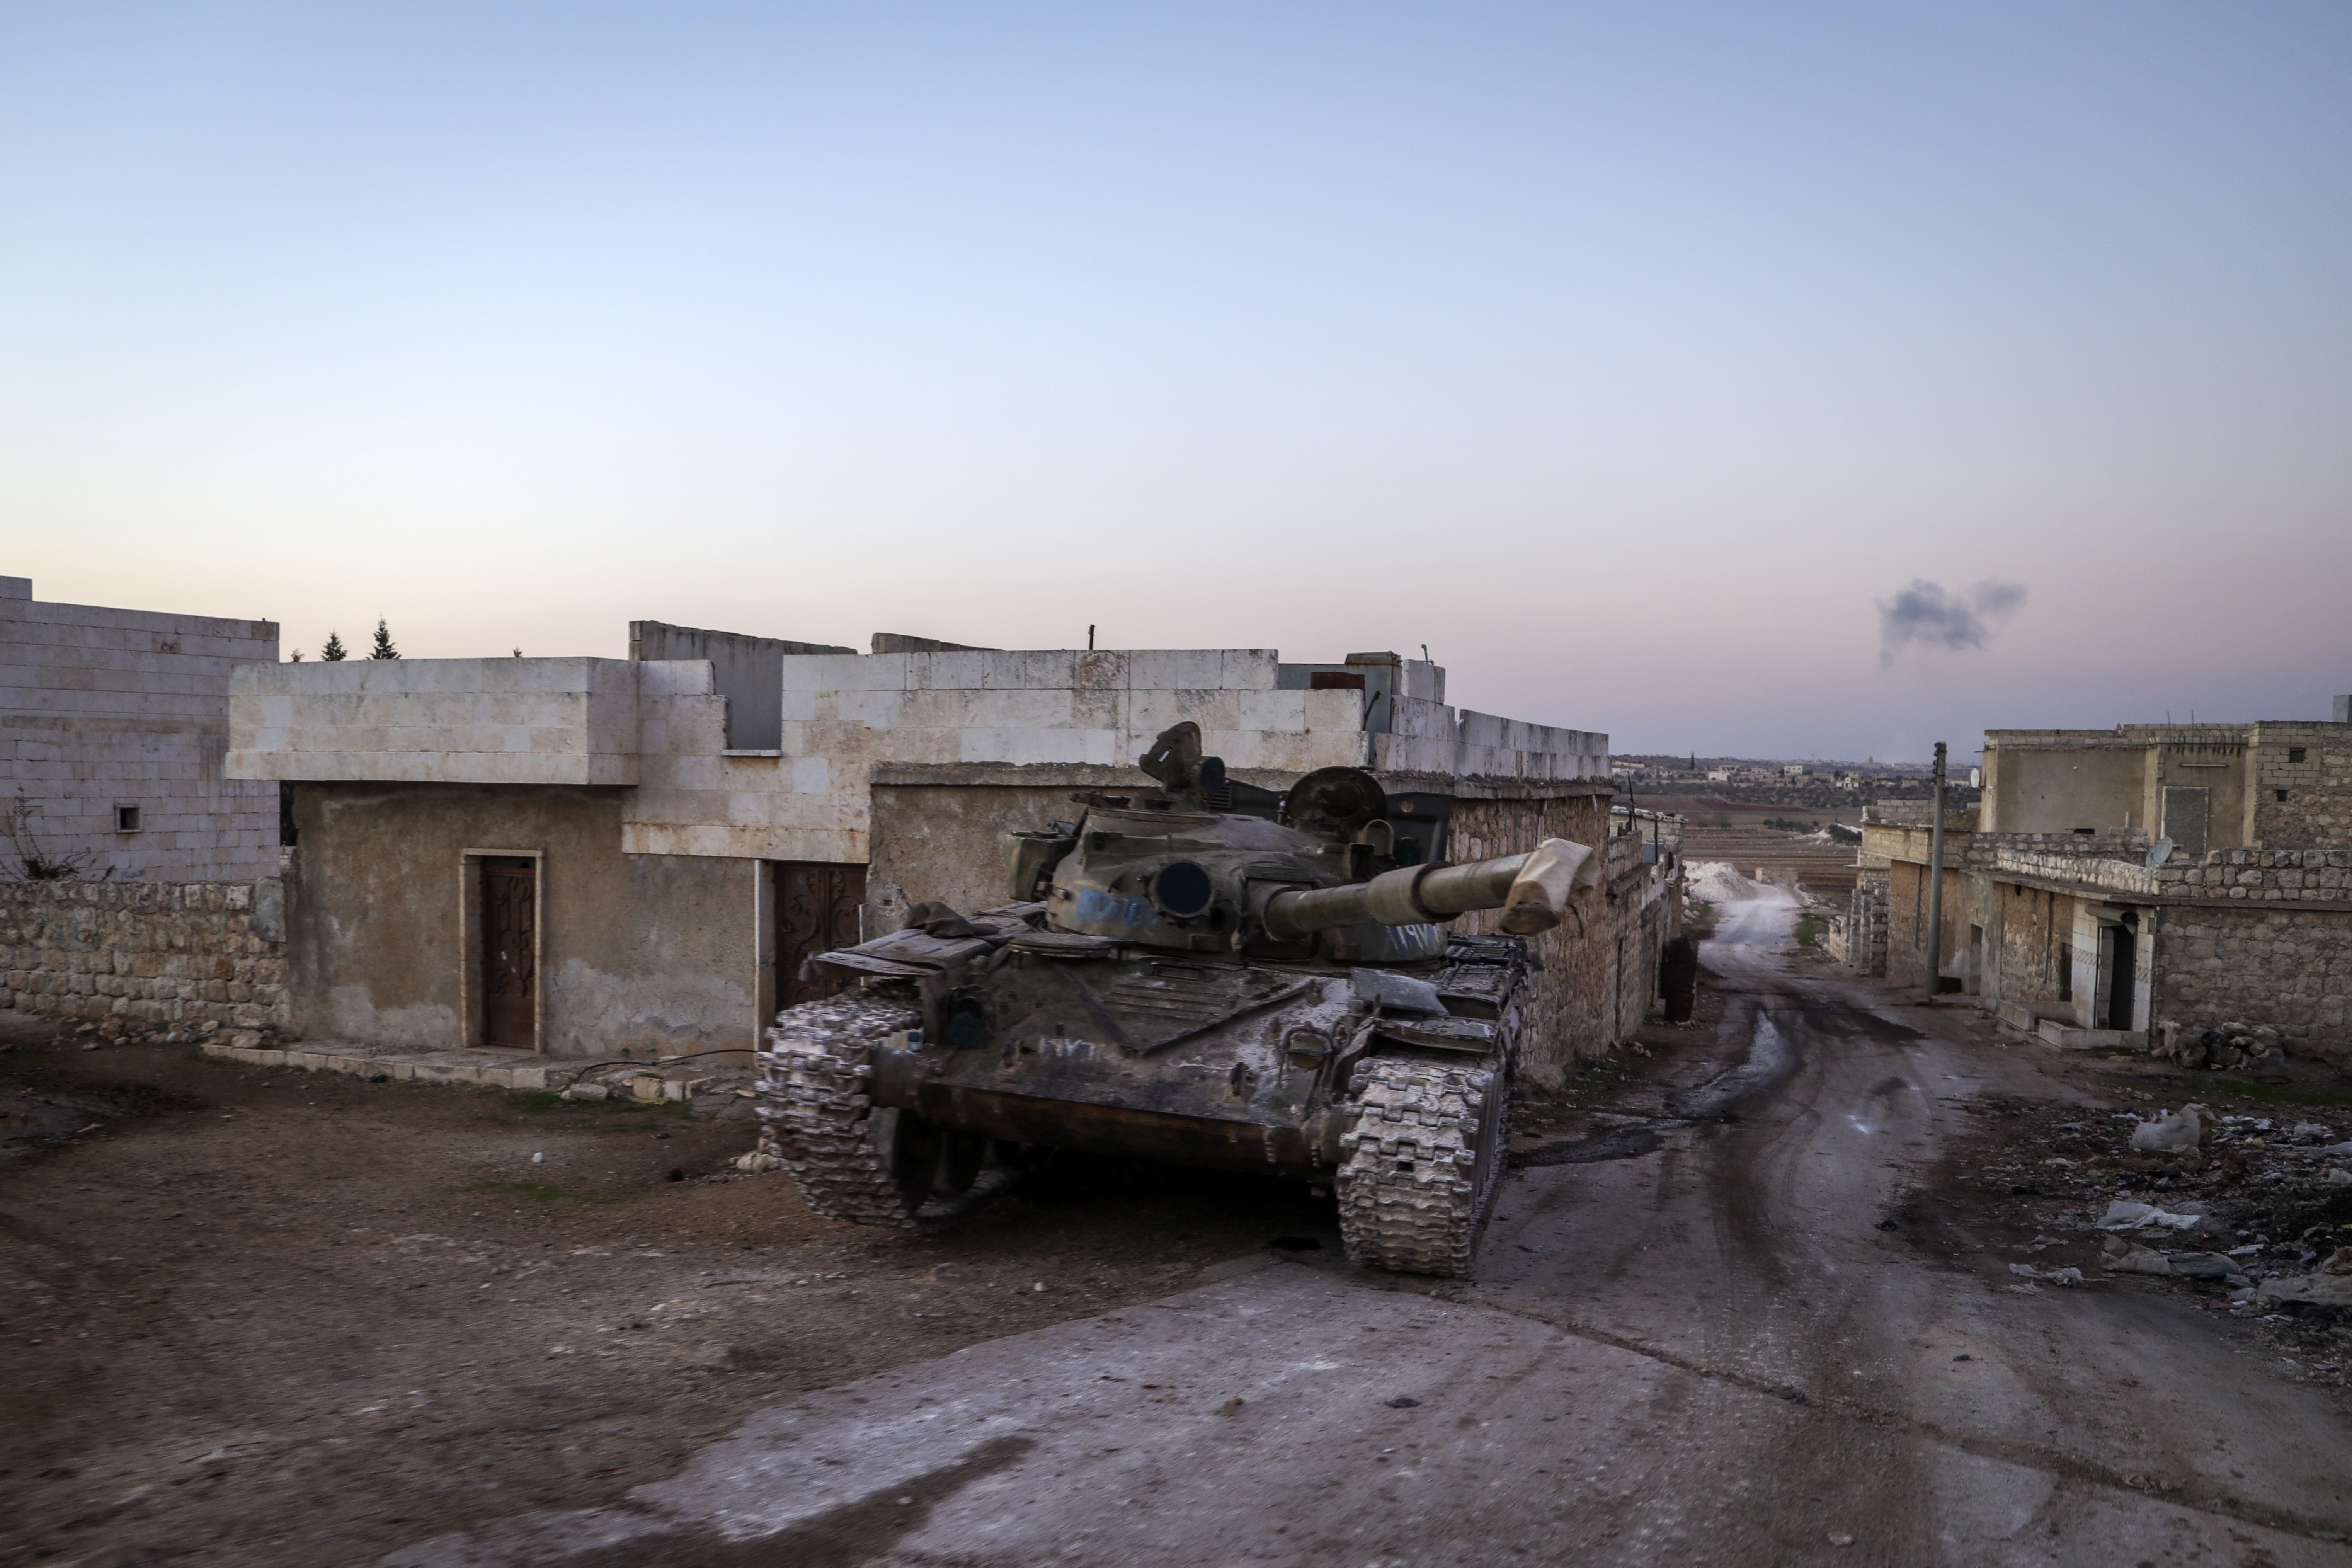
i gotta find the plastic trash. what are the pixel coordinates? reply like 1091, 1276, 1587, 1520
2130, 1105, 2209, 1153
2008, 1263, 2084, 1286
2100, 1237, 2247, 1285
2098, 1200, 2202, 1231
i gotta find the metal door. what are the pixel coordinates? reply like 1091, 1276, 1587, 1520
482, 857, 537, 1048
776, 862, 866, 1008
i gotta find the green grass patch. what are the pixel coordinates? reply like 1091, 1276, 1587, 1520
458, 1179, 624, 1205
1794, 914, 1823, 949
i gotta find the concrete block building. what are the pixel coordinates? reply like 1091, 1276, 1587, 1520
227, 625, 1670, 1088
1841, 710, 2352, 1067
1, 576, 282, 881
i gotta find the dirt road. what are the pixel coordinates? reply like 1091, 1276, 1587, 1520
389, 886, 2352, 1567
0, 1025, 1325, 1566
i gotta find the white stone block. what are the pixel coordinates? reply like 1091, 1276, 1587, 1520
1301, 688, 1364, 731
910, 651, 987, 690
982, 650, 1076, 690
779, 653, 867, 692
1240, 689, 1312, 733
839, 688, 905, 730
1220, 649, 1279, 691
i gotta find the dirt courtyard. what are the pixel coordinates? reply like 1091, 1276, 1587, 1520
0, 1014, 1331, 1567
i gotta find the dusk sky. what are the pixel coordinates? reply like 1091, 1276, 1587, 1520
4, 3, 2347, 763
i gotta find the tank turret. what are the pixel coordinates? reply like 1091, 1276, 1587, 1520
1010, 721, 1598, 958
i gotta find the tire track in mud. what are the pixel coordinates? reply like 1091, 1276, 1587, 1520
1511, 1005, 1804, 1170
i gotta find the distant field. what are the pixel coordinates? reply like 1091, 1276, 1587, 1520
1666, 798, 1862, 895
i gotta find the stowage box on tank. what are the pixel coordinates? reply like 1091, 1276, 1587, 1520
754, 722, 1600, 1277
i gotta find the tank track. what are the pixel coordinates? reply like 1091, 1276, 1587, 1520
1335, 1057, 1508, 1277
754, 994, 923, 1229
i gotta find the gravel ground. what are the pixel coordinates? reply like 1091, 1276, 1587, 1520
1886, 1044, 2352, 1398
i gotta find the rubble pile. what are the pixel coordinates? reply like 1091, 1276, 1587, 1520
1952, 1095, 2352, 1385
1683, 861, 1760, 905
59, 1016, 278, 1052
2155, 1020, 2282, 1072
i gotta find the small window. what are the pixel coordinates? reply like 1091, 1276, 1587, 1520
114, 804, 141, 832
2277, 789, 2289, 802
2288, 748, 2307, 763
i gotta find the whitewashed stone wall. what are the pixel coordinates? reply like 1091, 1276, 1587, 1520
0, 576, 280, 880
226, 657, 708, 787
229, 644, 1612, 866
1380, 696, 1607, 779
623, 648, 1379, 862
625, 647, 1608, 861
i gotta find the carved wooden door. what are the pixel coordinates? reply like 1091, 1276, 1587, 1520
776, 862, 866, 1008
482, 857, 537, 1048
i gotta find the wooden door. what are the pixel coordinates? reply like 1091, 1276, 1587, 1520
482, 857, 537, 1048
776, 862, 866, 1008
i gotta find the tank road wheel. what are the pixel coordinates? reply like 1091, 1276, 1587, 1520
1334, 1055, 1511, 1277
755, 996, 925, 1229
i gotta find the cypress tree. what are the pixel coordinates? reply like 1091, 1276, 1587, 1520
368, 618, 400, 660
320, 631, 347, 661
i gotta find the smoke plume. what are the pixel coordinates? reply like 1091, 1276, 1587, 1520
1877, 579, 2027, 666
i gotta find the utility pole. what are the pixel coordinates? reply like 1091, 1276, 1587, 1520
1927, 741, 1947, 996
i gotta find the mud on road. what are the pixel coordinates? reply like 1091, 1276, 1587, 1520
0, 1013, 1328, 1568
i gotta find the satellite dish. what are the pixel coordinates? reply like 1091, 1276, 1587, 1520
2144, 837, 2175, 869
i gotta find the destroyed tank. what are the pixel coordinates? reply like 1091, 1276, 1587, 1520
753, 722, 1599, 1276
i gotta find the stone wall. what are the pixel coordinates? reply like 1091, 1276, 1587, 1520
1841, 868, 1891, 976
229, 656, 670, 787
1993, 882, 2073, 1016
1, 575, 281, 881
2249, 727, 2352, 851
2153, 904, 2352, 1069
1449, 794, 1675, 1090
0, 877, 287, 1036
2000, 845, 2352, 906
1880, 860, 1984, 990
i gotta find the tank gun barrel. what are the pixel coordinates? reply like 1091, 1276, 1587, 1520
1259, 837, 1599, 940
